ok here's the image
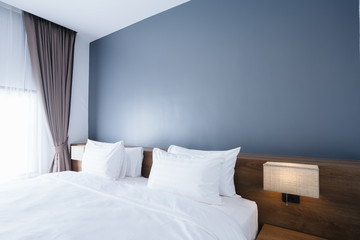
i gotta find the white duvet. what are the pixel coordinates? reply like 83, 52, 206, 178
0, 172, 255, 240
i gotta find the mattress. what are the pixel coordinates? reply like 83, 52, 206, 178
0, 171, 258, 240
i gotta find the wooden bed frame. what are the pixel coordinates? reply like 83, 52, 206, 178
71, 144, 360, 240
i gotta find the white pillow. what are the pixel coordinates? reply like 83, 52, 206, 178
168, 145, 240, 197
81, 139, 126, 180
148, 148, 223, 205
125, 147, 144, 177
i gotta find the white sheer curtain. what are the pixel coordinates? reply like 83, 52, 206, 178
0, 2, 52, 183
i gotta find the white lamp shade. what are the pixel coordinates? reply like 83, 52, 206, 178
263, 162, 319, 198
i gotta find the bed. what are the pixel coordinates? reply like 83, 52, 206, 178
69, 142, 360, 240
0, 171, 258, 240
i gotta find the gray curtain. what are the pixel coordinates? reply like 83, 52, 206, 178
23, 12, 76, 172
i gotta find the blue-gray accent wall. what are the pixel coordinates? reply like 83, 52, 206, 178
89, 0, 360, 160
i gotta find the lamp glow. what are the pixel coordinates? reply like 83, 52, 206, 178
263, 162, 319, 201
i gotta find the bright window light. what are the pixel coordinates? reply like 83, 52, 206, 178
0, 89, 38, 183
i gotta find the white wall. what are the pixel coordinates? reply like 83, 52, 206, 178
68, 35, 89, 145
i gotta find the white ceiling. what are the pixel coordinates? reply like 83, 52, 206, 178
1, 0, 189, 42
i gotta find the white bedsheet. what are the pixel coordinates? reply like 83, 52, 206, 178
0, 172, 257, 240
120, 176, 258, 240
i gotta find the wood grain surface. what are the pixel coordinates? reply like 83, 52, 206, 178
256, 224, 327, 240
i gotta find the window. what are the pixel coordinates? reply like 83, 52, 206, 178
0, 3, 51, 183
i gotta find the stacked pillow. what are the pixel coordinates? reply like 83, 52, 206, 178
81, 139, 144, 180
148, 145, 241, 205
81, 140, 241, 205
148, 148, 223, 205
168, 145, 241, 197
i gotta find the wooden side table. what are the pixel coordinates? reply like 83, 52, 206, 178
256, 224, 327, 240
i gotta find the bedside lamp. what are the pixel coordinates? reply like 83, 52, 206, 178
263, 162, 319, 205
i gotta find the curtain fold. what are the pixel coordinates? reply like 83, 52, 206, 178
23, 12, 76, 172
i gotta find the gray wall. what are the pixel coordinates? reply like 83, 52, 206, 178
68, 36, 89, 146
89, 0, 360, 160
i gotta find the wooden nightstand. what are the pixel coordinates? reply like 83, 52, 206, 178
256, 224, 327, 240
70, 143, 85, 172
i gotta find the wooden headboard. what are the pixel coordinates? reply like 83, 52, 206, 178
141, 147, 360, 240
71, 144, 360, 240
